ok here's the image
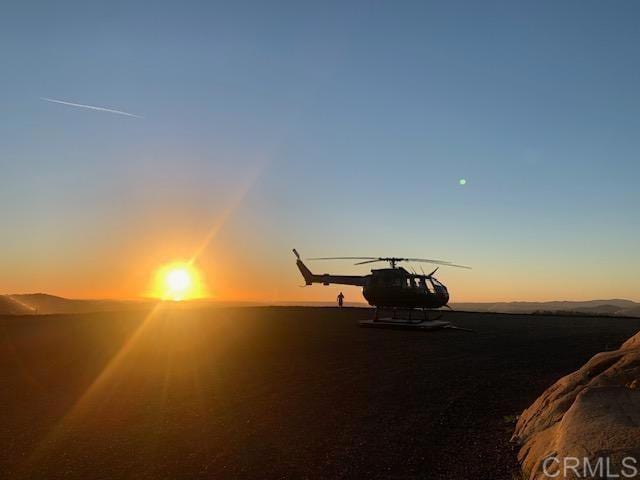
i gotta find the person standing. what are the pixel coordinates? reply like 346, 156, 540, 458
337, 291, 344, 308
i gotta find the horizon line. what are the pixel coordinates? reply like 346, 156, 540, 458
2, 293, 639, 305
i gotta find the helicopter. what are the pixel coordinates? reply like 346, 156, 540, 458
293, 249, 471, 328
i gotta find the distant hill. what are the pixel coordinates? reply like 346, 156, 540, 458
0, 295, 38, 315
0, 294, 153, 316
451, 299, 640, 317
1, 294, 639, 317
0, 294, 372, 315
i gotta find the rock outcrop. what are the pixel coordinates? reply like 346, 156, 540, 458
513, 331, 640, 479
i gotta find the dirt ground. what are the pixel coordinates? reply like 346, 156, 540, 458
2, 307, 640, 479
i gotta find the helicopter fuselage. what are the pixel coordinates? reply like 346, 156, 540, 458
362, 268, 449, 309
295, 254, 449, 309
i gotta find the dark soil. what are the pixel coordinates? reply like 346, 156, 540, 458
2, 307, 640, 479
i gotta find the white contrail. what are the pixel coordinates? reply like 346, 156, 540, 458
41, 97, 143, 118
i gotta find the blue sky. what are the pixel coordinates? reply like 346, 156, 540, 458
1, 1, 639, 301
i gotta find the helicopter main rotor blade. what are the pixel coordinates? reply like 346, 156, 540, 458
403, 258, 472, 269
307, 256, 378, 261
353, 259, 385, 265
306, 255, 471, 269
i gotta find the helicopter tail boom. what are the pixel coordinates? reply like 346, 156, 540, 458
295, 251, 314, 285
293, 249, 366, 287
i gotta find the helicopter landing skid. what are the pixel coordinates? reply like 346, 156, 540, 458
376, 307, 444, 322
358, 307, 474, 332
358, 318, 452, 331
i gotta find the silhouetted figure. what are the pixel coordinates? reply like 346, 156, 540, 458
337, 292, 344, 308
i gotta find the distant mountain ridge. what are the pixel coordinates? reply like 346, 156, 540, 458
451, 299, 640, 317
1, 294, 639, 317
0, 294, 153, 315
0, 294, 369, 315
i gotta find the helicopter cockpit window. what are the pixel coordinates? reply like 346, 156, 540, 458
425, 278, 435, 293
431, 278, 448, 293
425, 279, 432, 293
416, 277, 430, 292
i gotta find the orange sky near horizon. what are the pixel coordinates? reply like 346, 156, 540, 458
3, 219, 639, 304
2, 162, 639, 304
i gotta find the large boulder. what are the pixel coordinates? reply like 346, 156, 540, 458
513, 331, 640, 479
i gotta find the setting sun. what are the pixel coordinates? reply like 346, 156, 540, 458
152, 262, 207, 301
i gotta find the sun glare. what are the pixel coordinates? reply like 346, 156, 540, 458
152, 262, 206, 301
